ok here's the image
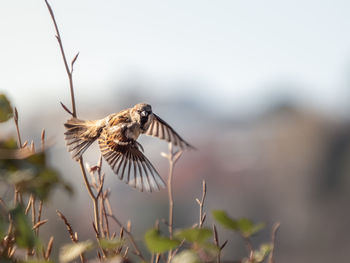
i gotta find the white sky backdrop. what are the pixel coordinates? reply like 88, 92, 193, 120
1, 0, 350, 117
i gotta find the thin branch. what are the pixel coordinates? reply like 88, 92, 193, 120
71, 52, 80, 74
242, 234, 254, 261
79, 157, 101, 236
268, 222, 280, 263
213, 224, 227, 263
13, 107, 22, 148
41, 129, 46, 151
108, 214, 145, 261
25, 195, 33, 215
36, 200, 43, 236
13, 107, 24, 207
32, 219, 48, 230
167, 145, 174, 263
31, 195, 36, 226
44, 0, 76, 116
162, 143, 183, 263
56, 210, 78, 243
196, 180, 207, 228
56, 210, 85, 263
60, 101, 73, 116
45, 0, 100, 237
45, 236, 54, 260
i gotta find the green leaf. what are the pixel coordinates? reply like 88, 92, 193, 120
238, 219, 265, 237
0, 138, 17, 149
250, 223, 265, 236
237, 218, 253, 233
10, 206, 36, 249
175, 228, 212, 244
252, 243, 273, 262
212, 210, 238, 230
171, 250, 200, 263
212, 211, 265, 237
0, 94, 13, 122
144, 229, 180, 253
99, 238, 124, 250
59, 240, 94, 263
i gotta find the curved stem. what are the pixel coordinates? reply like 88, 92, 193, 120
45, 0, 99, 237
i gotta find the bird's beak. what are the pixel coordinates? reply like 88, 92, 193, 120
141, 111, 148, 117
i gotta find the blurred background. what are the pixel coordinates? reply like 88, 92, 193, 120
1, 0, 350, 262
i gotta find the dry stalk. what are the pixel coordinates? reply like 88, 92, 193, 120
108, 214, 145, 261
196, 180, 207, 228
13, 107, 22, 148
32, 219, 48, 230
268, 222, 280, 263
44, 236, 54, 260
242, 234, 254, 261
56, 210, 78, 242
25, 196, 33, 215
86, 155, 146, 260
13, 107, 23, 206
213, 224, 227, 263
56, 210, 85, 262
44, 0, 101, 237
36, 200, 44, 236
161, 143, 182, 263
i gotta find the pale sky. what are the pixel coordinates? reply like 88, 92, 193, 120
1, 0, 350, 117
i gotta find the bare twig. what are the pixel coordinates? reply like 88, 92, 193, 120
13, 107, 23, 207
161, 143, 183, 263
44, 0, 101, 237
56, 210, 85, 262
13, 107, 22, 148
25, 196, 33, 215
268, 222, 280, 263
196, 180, 207, 228
155, 253, 161, 263
71, 52, 80, 74
108, 214, 145, 261
45, 236, 54, 260
31, 195, 36, 226
36, 200, 43, 236
171, 239, 185, 259
60, 101, 73, 116
56, 210, 78, 243
213, 224, 227, 263
44, 0, 76, 116
41, 129, 45, 151
123, 247, 129, 259
242, 234, 254, 261
32, 219, 48, 230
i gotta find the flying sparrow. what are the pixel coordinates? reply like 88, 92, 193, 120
64, 103, 193, 192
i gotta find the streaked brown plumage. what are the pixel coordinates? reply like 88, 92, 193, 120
64, 103, 193, 192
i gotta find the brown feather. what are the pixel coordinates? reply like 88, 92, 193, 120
145, 114, 194, 149
98, 127, 165, 192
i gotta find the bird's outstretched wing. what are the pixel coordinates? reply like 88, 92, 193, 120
64, 118, 103, 160
98, 129, 165, 192
145, 114, 194, 149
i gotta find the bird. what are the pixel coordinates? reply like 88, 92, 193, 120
63, 103, 193, 192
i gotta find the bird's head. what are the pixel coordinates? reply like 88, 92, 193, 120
131, 103, 153, 131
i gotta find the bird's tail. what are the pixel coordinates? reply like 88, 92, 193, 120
64, 118, 100, 160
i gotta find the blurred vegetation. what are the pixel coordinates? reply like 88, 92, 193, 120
0, 93, 71, 262
0, 93, 279, 262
